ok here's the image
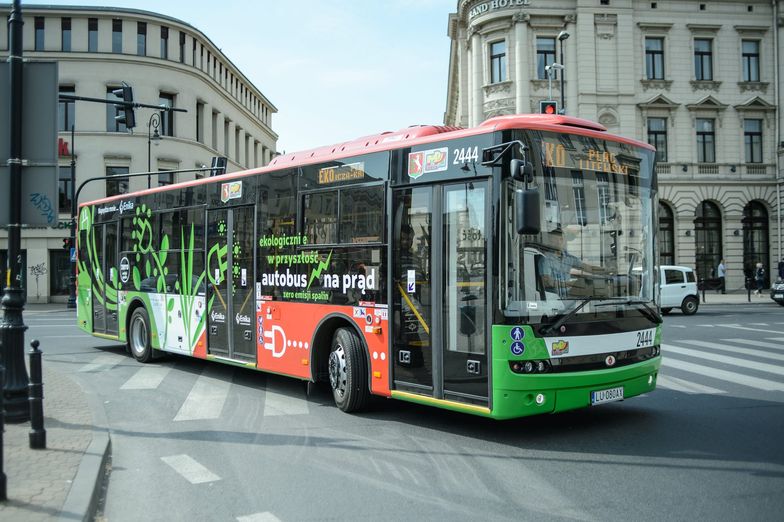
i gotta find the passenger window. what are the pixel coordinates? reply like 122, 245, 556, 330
664, 269, 684, 284
303, 192, 338, 244
340, 186, 384, 244
685, 270, 696, 283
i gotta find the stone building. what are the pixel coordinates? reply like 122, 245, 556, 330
445, 0, 783, 290
0, 4, 277, 302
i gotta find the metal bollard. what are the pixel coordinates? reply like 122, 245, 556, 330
1, 364, 7, 500
28, 339, 46, 450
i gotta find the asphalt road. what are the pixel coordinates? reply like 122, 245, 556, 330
22, 302, 784, 522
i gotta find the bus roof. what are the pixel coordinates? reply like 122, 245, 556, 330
81, 114, 655, 208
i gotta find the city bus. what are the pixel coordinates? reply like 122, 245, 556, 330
76, 114, 662, 420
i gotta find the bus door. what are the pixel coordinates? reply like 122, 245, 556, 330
91, 221, 119, 336
392, 181, 489, 405
206, 205, 256, 362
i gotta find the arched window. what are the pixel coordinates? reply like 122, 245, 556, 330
658, 201, 675, 265
694, 201, 722, 283
743, 201, 769, 286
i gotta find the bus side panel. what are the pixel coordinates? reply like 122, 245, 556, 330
256, 301, 390, 396
76, 207, 93, 333
120, 291, 207, 354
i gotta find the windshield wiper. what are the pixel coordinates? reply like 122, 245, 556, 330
594, 298, 662, 324
540, 296, 613, 336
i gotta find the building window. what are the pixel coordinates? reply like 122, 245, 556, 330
742, 201, 769, 287
106, 166, 129, 197
658, 201, 675, 266
536, 37, 556, 79
571, 171, 587, 226
645, 37, 664, 80
112, 19, 122, 53
137, 22, 147, 56
744, 119, 762, 163
157, 170, 174, 187
58, 85, 75, 132
106, 87, 128, 132
34, 17, 45, 51
696, 118, 715, 163
694, 201, 722, 284
88, 18, 98, 52
58, 165, 72, 214
160, 26, 169, 59
49, 250, 71, 296
489, 41, 507, 84
694, 39, 713, 80
597, 172, 612, 225
159, 93, 175, 136
742, 40, 760, 82
196, 101, 204, 143
212, 111, 218, 150
61, 18, 71, 52
647, 117, 668, 162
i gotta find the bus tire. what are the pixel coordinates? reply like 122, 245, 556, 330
128, 307, 154, 363
328, 327, 370, 413
681, 296, 699, 316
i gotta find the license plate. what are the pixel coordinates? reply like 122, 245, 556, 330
775, 294, 783, 299
591, 386, 624, 405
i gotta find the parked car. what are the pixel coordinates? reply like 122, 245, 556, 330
771, 279, 784, 306
659, 265, 699, 315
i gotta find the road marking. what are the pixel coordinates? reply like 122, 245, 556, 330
657, 375, 725, 395
664, 344, 784, 377
79, 354, 119, 373
37, 334, 91, 338
765, 337, 784, 343
237, 513, 282, 522
697, 324, 715, 328
717, 324, 784, 335
174, 369, 231, 421
668, 325, 686, 328
661, 349, 784, 392
721, 339, 784, 352
161, 454, 220, 484
678, 340, 784, 362
748, 323, 770, 326
263, 388, 310, 416
30, 324, 78, 328
121, 366, 171, 390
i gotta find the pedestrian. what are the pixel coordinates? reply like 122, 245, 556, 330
778, 257, 784, 281
717, 259, 726, 294
754, 262, 765, 296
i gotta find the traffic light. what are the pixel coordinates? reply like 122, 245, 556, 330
112, 82, 136, 129
539, 100, 559, 115
62, 237, 71, 250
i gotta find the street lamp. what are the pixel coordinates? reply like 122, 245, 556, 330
545, 63, 564, 102
557, 30, 570, 114
147, 111, 162, 188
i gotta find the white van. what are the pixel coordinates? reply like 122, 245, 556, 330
659, 265, 699, 315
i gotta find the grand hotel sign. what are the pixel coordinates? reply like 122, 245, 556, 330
468, 0, 531, 20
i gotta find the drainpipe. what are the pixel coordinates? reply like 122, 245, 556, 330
775, 0, 782, 262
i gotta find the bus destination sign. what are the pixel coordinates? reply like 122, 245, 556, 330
318, 162, 365, 185
541, 140, 633, 176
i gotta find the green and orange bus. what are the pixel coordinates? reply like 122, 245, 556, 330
77, 114, 662, 419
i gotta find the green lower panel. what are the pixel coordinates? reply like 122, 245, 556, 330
490, 357, 661, 420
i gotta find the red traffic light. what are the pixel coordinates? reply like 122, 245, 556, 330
539, 100, 558, 115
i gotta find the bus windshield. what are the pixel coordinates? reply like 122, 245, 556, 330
502, 131, 657, 321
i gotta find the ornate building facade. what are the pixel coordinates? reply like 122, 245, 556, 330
446, 0, 783, 290
0, 4, 278, 302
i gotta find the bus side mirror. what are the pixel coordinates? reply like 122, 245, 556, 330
515, 189, 540, 235
510, 159, 533, 182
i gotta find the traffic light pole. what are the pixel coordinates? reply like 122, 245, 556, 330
67, 124, 76, 309
57, 94, 187, 115
1, 0, 30, 423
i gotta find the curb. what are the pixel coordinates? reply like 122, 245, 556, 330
58, 432, 111, 522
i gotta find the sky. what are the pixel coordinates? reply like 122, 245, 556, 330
27, 0, 457, 154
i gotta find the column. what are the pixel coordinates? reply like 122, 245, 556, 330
514, 15, 530, 114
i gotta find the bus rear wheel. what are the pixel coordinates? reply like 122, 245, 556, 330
128, 307, 154, 363
328, 327, 370, 413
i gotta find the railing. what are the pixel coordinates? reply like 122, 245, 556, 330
697, 163, 719, 175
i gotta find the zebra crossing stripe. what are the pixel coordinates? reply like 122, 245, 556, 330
679, 340, 784, 362
174, 369, 231, 421
263, 388, 310, 416
236, 512, 283, 522
726, 338, 784, 351
121, 366, 171, 390
79, 354, 119, 373
657, 375, 725, 395
661, 351, 784, 392
664, 344, 784, 378
717, 324, 784, 335
161, 454, 220, 484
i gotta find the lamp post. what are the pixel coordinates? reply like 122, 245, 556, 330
545, 63, 564, 102
147, 111, 162, 188
557, 30, 570, 114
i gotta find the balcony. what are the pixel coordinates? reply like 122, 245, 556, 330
656, 163, 774, 180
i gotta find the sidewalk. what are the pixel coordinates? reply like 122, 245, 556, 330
1, 355, 109, 521
696, 289, 779, 305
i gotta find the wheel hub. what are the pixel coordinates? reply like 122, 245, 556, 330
131, 315, 147, 356
328, 345, 347, 397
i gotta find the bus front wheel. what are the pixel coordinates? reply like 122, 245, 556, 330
129, 307, 154, 363
328, 327, 370, 413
